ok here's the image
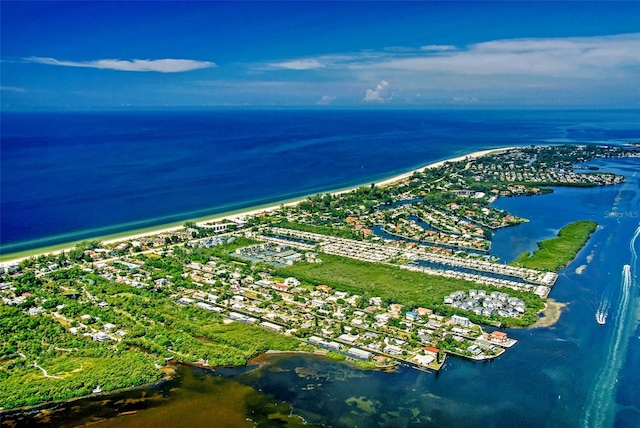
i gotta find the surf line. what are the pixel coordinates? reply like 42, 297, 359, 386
582, 224, 639, 428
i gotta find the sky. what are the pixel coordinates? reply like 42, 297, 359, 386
1, 1, 639, 110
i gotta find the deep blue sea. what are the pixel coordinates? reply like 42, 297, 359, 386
2, 109, 638, 255
1, 109, 639, 427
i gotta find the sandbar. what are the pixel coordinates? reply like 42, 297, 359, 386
531, 299, 566, 328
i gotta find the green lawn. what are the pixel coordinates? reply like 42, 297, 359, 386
278, 253, 543, 327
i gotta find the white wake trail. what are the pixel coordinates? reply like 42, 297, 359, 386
582, 224, 640, 427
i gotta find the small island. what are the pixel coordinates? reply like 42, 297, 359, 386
1, 144, 638, 412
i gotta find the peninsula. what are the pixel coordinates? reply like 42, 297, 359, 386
1, 144, 638, 411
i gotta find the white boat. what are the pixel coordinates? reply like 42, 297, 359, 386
595, 312, 607, 325
92, 385, 102, 393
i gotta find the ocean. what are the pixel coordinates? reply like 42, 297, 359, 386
1, 109, 639, 427
2, 109, 638, 255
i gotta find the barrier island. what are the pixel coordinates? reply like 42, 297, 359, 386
1, 144, 638, 412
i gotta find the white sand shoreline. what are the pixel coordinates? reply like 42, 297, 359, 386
1, 146, 514, 265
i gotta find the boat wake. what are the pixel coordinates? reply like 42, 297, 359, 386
582, 224, 640, 427
595, 297, 609, 325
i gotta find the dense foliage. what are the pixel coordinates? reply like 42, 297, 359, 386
0, 254, 299, 410
512, 220, 598, 271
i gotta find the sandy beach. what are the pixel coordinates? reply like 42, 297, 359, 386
0, 146, 513, 265
531, 299, 566, 328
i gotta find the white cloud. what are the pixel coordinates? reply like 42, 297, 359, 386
364, 80, 391, 103
451, 96, 479, 104
317, 95, 336, 105
420, 45, 457, 52
368, 33, 640, 77
25, 57, 215, 73
269, 59, 326, 70
0, 86, 24, 92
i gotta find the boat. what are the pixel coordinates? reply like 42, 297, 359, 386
92, 385, 102, 393
595, 312, 607, 325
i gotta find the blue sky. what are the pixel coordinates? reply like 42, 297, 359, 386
1, 1, 639, 110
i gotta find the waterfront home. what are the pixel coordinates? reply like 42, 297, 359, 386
424, 346, 440, 356
308, 336, 341, 351
383, 344, 403, 355
451, 314, 472, 327
348, 347, 372, 360
490, 331, 508, 344
414, 354, 435, 366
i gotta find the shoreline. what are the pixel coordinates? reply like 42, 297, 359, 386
0, 146, 513, 265
0, 365, 176, 418
531, 299, 566, 328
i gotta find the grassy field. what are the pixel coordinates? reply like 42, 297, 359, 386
511, 220, 598, 271
278, 253, 543, 327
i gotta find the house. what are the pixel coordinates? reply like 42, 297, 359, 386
311, 299, 326, 308
416, 307, 433, 317
424, 346, 440, 356
177, 297, 195, 306
103, 323, 116, 332
491, 331, 508, 343
308, 336, 341, 351
467, 345, 482, 356
347, 347, 372, 360
405, 311, 419, 321
338, 333, 359, 344
196, 302, 218, 311
414, 354, 435, 366
451, 314, 472, 327
272, 283, 290, 292
284, 277, 301, 287
369, 297, 383, 306
316, 285, 332, 293
383, 344, 402, 355
260, 321, 283, 332
374, 314, 390, 324
351, 318, 364, 327
154, 278, 168, 287
92, 332, 110, 342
